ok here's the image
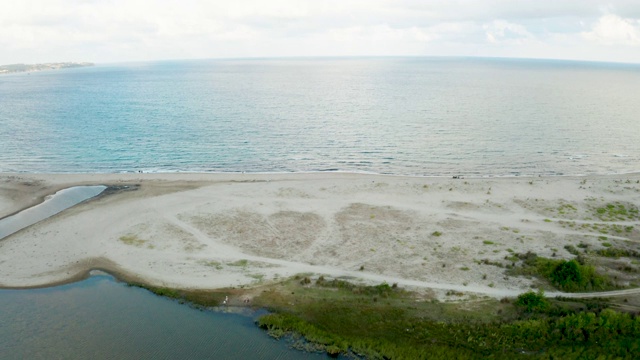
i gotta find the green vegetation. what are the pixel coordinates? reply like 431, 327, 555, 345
515, 290, 549, 313
593, 202, 640, 221
482, 240, 495, 245
228, 259, 249, 267
431, 231, 442, 237
596, 247, 640, 259
199, 260, 224, 270
564, 244, 580, 255
258, 308, 640, 359
314, 277, 398, 298
508, 252, 614, 292
248, 273, 265, 281
556, 203, 577, 215
128, 283, 225, 307
255, 278, 640, 359
558, 221, 634, 236
118, 235, 147, 247
129, 275, 640, 359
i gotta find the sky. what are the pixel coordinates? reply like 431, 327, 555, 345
2, 0, 640, 64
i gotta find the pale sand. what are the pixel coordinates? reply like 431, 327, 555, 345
1, 172, 639, 299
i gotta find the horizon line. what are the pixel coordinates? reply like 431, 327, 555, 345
92, 55, 640, 67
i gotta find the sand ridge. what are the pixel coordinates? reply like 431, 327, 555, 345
1, 172, 639, 299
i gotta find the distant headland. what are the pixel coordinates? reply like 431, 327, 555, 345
0, 62, 94, 74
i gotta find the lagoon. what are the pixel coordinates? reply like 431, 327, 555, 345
0, 273, 327, 359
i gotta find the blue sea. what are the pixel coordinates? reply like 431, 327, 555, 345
1, 57, 639, 176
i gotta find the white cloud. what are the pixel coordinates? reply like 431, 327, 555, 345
483, 20, 533, 44
328, 25, 438, 44
583, 14, 640, 46
1, 1, 640, 63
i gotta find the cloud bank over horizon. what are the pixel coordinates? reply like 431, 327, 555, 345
2, 0, 640, 64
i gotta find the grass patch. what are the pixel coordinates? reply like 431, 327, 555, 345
199, 260, 224, 270
596, 248, 640, 259
593, 202, 640, 221
118, 235, 147, 247
315, 277, 399, 298
564, 245, 580, 255
483, 240, 495, 245
128, 283, 226, 307
254, 277, 640, 359
228, 259, 249, 267
431, 231, 442, 237
556, 203, 577, 216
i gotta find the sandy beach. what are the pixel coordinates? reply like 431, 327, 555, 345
1, 172, 639, 300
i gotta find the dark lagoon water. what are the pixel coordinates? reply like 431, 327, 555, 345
1, 57, 639, 176
0, 273, 327, 360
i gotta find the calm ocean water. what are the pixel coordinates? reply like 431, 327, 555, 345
1, 57, 639, 176
0, 274, 328, 360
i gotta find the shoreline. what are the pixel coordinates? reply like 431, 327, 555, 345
3, 171, 639, 217
1, 172, 639, 301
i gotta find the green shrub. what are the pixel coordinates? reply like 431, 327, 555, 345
547, 260, 610, 292
516, 290, 549, 313
509, 253, 613, 292
550, 260, 582, 290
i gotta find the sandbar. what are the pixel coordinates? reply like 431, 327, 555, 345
1, 172, 639, 300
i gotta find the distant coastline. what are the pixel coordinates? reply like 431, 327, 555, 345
0, 62, 94, 74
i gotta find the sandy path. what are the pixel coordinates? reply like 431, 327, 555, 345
1, 172, 639, 300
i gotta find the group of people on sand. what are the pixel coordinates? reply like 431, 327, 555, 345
222, 295, 251, 305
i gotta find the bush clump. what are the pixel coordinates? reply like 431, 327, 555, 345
549, 259, 610, 292
509, 253, 613, 292
516, 290, 549, 313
